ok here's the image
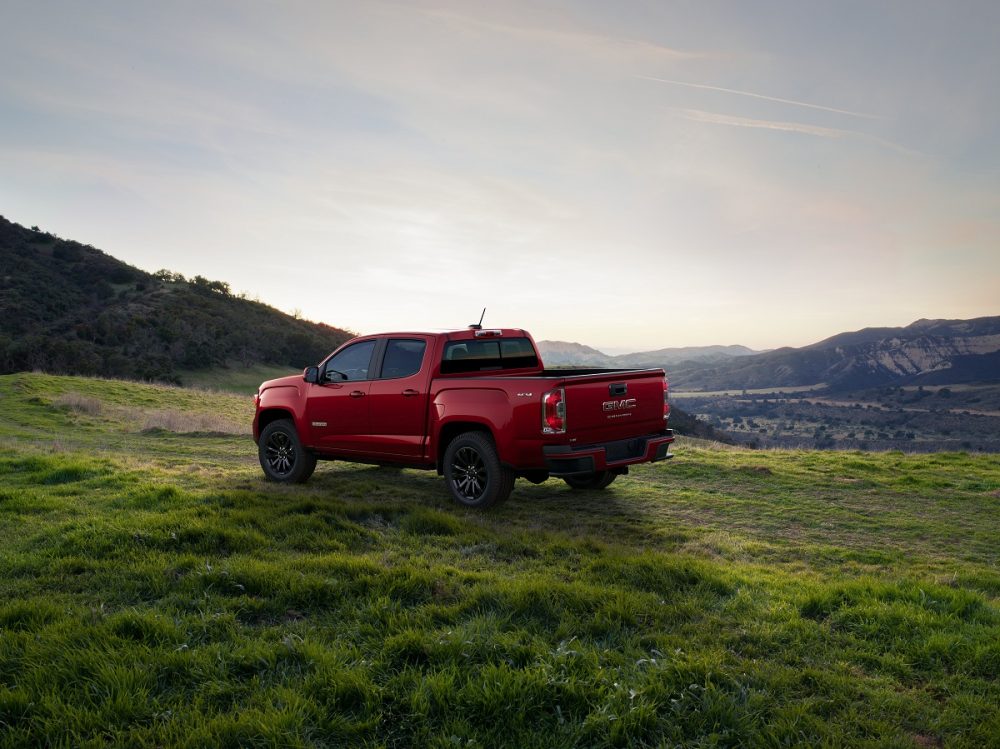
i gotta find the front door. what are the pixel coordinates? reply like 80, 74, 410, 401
306, 338, 377, 453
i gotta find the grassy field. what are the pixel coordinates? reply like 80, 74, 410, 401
1, 373, 999, 748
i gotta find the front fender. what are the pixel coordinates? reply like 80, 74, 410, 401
253, 384, 306, 442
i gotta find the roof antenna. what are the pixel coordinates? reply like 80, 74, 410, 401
469, 308, 486, 330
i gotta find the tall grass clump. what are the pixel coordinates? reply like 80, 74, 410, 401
52, 392, 103, 415
139, 409, 245, 435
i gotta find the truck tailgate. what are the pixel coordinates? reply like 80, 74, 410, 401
562, 370, 665, 444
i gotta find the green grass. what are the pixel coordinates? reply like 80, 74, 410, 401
1, 372, 998, 747
178, 363, 298, 394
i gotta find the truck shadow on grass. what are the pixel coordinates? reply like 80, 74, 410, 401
272, 462, 691, 552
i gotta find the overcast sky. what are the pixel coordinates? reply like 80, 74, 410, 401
2, 1, 998, 352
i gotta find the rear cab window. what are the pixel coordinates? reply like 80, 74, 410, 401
441, 336, 539, 374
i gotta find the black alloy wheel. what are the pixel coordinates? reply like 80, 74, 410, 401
258, 419, 316, 483
266, 430, 295, 474
452, 446, 487, 500
443, 432, 514, 508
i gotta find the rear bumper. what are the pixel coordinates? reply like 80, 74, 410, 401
542, 429, 674, 476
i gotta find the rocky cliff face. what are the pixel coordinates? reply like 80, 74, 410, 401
669, 318, 1000, 391
847, 334, 1000, 377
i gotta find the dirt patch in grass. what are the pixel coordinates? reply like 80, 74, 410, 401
739, 465, 773, 476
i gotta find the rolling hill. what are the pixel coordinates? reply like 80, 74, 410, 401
0, 216, 352, 384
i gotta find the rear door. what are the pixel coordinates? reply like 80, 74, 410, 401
367, 337, 431, 458
563, 371, 665, 444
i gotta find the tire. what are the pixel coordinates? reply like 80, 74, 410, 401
443, 432, 514, 508
259, 419, 316, 483
563, 471, 617, 490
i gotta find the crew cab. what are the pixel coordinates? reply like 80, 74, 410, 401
252, 327, 673, 508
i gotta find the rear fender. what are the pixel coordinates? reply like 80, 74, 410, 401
431, 388, 512, 463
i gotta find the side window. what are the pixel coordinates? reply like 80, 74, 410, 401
322, 340, 376, 382
381, 339, 427, 379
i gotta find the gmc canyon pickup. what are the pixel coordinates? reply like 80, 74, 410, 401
253, 327, 673, 508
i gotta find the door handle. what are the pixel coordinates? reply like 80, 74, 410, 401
402, 389, 419, 397
349, 390, 366, 398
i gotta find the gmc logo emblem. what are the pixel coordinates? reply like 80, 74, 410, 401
603, 398, 637, 412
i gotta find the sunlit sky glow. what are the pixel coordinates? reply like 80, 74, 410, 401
2, 1, 998, 352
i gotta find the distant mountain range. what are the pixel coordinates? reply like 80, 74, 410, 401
537, 341, 760, 368
0, 216, 351, 383
541, 317, 1000, 392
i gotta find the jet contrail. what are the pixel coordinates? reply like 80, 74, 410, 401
679, 108, 917, 155
638, 75, 881, 119
681, 109, 850, 137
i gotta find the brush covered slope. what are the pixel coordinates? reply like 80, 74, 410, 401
1, 372, 999, 747
0, 216, 352, 383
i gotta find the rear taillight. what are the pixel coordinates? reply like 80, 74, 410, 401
542, 388, 566, 434
662, 376, 670, 421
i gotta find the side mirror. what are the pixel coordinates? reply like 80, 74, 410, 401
303, 366, 319, 384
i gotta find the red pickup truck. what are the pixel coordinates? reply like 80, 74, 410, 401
253, 327, 673, 508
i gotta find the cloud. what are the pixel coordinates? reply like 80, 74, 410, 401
639, 75, 881, 119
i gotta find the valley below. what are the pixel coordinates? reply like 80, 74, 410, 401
675, 383, 1000, 453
